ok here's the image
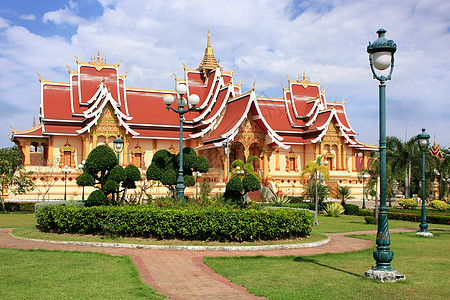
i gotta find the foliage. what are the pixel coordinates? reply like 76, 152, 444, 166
0, 202, 35, 212
430, 200, 450, 212
343, 204, 360, 215
268, 195, 291, 206
0, 146, 35, 212
78, 145, 142, 204
85, 190, 109, 207
358, 209, 375, 217
287, 196, 304, 203
242, 173, 261, 193
35, 200, 85, 223
334, 185, 353, 205
364, 216, 377, 224
200, 180, 211, 201
36, 205, 314, 242
324, 203, 345, 217
224, 176, 244, 204
146, 147, 209, 197
398, 198, 418, 210
387, 210, 450, 224
303, 182, 330, 203
225, 158, 261, 205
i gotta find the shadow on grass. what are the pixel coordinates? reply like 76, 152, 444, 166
294, 256, 366, 279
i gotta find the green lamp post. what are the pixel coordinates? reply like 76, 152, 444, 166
163, 84, 200, 200
416, 128, 433, 237
113, 135, 124, 164
365, 29, 405, 282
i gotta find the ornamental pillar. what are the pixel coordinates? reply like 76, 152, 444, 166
337, 144, 342, 170
352, 149, 356, 171
263, 149, 272, 182
123, 135, 129, 165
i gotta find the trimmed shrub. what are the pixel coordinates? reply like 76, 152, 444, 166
430, 200, 450, 212
387, 210, 450, 224
359, 209, 374, 217
85, 190, 109, 207
36, 206, 314, 242
288, 196, 304, 203
365, 216, 376, 224
398, 198, 418, 210
344, 204, 360, 215
2, 202, 36, 212
35, 200, 85, 223
324, 203, 345, 217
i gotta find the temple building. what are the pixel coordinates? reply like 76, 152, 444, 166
11, 31, 375, 200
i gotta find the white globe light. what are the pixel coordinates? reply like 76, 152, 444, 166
372, 51, 392, 70
176, 97, 187, 107
189, 94, 200, 106
176, 84, 187, 95
163, 94, 174, 105
418, 138, 428, 149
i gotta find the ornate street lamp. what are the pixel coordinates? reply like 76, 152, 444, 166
163, 84, 200, 200
314, 155, 328, 225
113, 135, 124, 164
222, 139, 230, 183
358, 171, 369, 209
365, 29, 405, 282
61, 165, 72, 200
416, 128, 433, 237
78, 160, 86, 200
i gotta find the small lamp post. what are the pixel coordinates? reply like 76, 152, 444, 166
61, 165, 72, 200
163, 84, 200, 200
222, 139, 230, 183
314, 155, 328, 225
358, 171, 369, 209
113, 135, 124, 165
416, 128, 433, 237
365, 29, 405, 282
78, 160, 86, 200
193, 171, 202, 200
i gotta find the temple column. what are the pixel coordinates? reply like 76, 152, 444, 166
48, 136, 54, 166
123, 135, 129, 165
275, 149, 280, 171
320, 142, 324, 155
20, 139, 31, 166
153, 139, 157, 154
342, 144, 347, 171
363, 152, 369, 170
82, 134, 90, 162
302, 144, 306, 170
222, 150, 228, 182
337, 144, 342, 170
92, 134, 98, 149
314, 144, 319, 159
263, 149, 271, 182
352, 149, 356, 172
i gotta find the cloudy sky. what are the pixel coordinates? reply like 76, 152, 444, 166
0, 0, 449, 149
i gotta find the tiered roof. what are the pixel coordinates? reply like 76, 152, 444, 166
12, 33, 373, 152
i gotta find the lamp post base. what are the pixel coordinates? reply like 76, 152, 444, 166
365, 268, 405, 282
415, 231, 434, 237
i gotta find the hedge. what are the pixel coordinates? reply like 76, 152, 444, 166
343, 204, 359, 215
1, 202, 36, 212
35, 200, 85, 223
387, 211, 450, 225
36, 206, 314, 242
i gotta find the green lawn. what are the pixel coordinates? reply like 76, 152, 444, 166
0, 248, 164, 299
204, 231, 450, 300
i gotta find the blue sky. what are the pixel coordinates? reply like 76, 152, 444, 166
0, 0, 449, 149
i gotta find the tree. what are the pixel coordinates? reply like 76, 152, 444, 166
146, 147, 209, 198
0, 146, 35, 211
335, 185, 353, 206
387, 136, 420, 198
77, 145, 141, 204
32, 158, 60, 201
224, 157, 261, 205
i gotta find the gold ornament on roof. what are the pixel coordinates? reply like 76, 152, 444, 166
74, 52, 121, 71
198, 29, 219, 74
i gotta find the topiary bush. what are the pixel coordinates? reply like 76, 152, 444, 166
365, 216, 376, 224
36, 206, 314, 242
85, 190, 109, 207
344, 204, 360, 215
430, 200, 450, 212
398, 198, 418, 209
35, 200, 85, 223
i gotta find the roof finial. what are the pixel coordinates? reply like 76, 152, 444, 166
207, 28, 212, 48
198, 29, 219, 74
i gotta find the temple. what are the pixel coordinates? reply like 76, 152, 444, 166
11, 31, 375, 200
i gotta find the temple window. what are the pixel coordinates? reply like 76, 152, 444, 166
131, 147, 145, 169
59, 144, 75, 168
285, 152, 298, 172
30, 141, 48, 166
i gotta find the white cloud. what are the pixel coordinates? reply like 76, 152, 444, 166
0, 0, 449, 148
18, 14, 36, 21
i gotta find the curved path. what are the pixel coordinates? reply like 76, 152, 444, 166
0, 227, 418, 299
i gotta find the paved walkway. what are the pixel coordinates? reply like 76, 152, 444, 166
0, 227, 419, 299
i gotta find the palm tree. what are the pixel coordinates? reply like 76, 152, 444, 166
387, 136, 420, 198
301, 157, 330, 225
335, 185, 353, 206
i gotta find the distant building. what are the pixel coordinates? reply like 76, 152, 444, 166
11, 31, 375, 200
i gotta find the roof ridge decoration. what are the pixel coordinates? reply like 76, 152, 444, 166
74, 52, 121, 71
36, 71, 69, 85
198, 29, 219, 74
77, 81, 138, 136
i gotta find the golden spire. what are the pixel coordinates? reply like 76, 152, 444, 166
198, 29, 219, 74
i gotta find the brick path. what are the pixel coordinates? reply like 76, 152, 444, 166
0, 227, 418, 299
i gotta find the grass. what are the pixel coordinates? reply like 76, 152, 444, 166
204, 231, 450, 300
0, 248, 163, 299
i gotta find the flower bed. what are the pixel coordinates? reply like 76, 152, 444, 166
36, 205, 314, 242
